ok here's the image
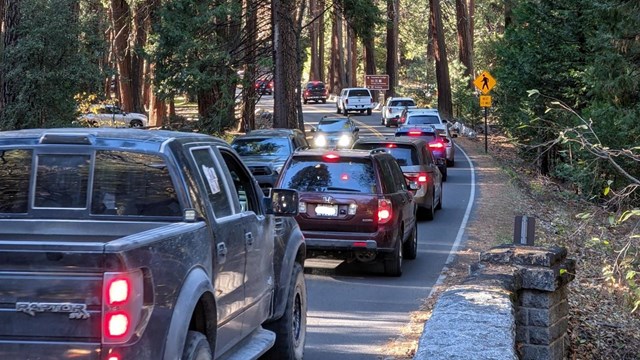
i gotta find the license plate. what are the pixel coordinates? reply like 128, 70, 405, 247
315, 204, 338, 216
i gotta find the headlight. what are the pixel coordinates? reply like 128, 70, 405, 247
338, 134, 352, 147
314, 135, 327, 147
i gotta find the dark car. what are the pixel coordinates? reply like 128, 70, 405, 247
231, 128, 309, 192
395, 125, 450, 181
255, 79, 274, 95
352, 137, 443, 219
312, 116, 360, 149
302, 81, 328, 104
276, 148, 418, 276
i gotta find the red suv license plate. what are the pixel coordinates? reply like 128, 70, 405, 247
315, 204, 338, 216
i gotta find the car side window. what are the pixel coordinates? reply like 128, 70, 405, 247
219, 149, 261, 214
389, 159, 408, 191
190, 147, 234, 218
421, 146, 433, 166
376, 157, 397, 193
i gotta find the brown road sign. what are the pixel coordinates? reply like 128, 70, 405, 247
474, 71, 496, 94
365, 75, 389, 90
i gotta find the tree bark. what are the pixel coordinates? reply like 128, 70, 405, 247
110, 0, 133, 111
347, 26, 357, 87
242, 0, 258, 131
430, 0, 453, 120
308, 0, 319, 81
469, 0, 475, 52
131, 2, 149, 113
273, 0, 299, 129
385, 0, 399, 98
318, 0, 325, 82
1, 0, 20, 117
456, 0, 474, 89
363, 38, 377, 102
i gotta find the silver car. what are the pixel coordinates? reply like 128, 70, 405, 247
401, 108, 455, 167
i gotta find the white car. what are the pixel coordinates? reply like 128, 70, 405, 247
79, 104, 148, 128
336, 87, 374, 115
381, 97, 417, 127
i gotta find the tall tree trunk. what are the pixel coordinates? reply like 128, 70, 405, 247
430, 0, 452, 120
308, 0, 319, 81
426, 8, 434, 65
110, 0, 133, 111
1, 0, 20, 118
318, 0, 325, 82
147, 63, 165, 127
273, 0, 299, 129
131, 3, 149, 113
336, 9, 346, 90
455, 0, 474, 89
469, 0, 474, 52
347, 26, 357, 87
385, 0, 399, 98
329, 5, 341, 94
364, 38, 377, 102
242, 0, 258, 131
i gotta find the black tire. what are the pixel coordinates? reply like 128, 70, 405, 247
442, 167, 448, 182
403, 223, 418, 260
344, 109, 349, 115
435, 188, 442, 210
182, 331, 212, 360
303, 99, 308, 104
367, 109, 372, 116
263, 263, 307, 360
384, 234, 403, 277
336, 106, 341, 114
423, 194, 435, 220
447, 159, 455, 167
322, 99, 326, 104
130, 119, 144, 128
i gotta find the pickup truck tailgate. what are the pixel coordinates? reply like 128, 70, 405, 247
0, 249, 105, 340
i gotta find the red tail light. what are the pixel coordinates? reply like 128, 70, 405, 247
408, 130, 422, 136
429, 141, 445, 149
405, 172, 428, 184
378, 198, 393, 224
103, 270, 143, 344
323, 152, 340, 161
386, 143, 397, 148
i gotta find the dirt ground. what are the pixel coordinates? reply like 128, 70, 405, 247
380, 134, 640, 359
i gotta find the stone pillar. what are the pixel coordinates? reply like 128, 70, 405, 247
479, 245, 575, 360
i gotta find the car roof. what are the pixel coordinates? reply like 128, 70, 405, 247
354, 137, 427, 147
235, 128, 302, 139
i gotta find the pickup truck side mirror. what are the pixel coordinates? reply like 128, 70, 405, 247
264, 189, 299, 216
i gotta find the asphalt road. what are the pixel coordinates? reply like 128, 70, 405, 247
259, 96, 476, 359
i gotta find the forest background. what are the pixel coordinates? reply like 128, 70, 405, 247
0, 0, 639, 349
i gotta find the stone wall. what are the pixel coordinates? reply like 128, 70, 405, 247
415, 245, 575, 360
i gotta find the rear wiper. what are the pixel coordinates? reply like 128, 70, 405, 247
325, 186, 360, 192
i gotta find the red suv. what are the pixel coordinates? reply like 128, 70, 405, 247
276, 148, 418, 276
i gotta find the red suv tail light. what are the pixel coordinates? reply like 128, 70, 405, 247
378, 198, 393, 224
102, 270, 143, 344
405, 172, 428, 184
429, 141, 445, 149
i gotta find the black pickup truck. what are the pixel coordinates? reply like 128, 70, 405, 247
0, 128, 306, 360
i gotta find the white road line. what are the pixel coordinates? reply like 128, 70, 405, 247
428, 143, 476, 298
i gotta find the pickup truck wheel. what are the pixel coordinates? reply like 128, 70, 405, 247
322, 99, 326, 104
130, 119, 144, 128
336, 106, 341, 114
303, 99, 308, 104
182, 331, 212, 360
263, 262, 306, 360
367, 109, 372, 116
384, 235, 403, 277
403, 223, 418, 260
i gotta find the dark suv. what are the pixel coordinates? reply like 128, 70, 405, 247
353, 137, 443, 220
276, 148, 418, 276
395, 125, 450, 181
302, 81, 328, 104
231, 128, 309, 191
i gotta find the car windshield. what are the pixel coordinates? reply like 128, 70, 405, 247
406, 115, 440, 125
280, 157, 376, 193
232, 138, 292, 156
317, 119, 350, 133
352, 144, 418, 166
390, 100, 415, 107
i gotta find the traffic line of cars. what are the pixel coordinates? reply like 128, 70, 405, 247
231, 105, 454, 277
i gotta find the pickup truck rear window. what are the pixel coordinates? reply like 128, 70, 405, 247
389, 100, 416, 107
348, 89, 371, 97
0, 149, 32, 213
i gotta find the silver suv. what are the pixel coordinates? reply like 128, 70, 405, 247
400, 108, 455, 167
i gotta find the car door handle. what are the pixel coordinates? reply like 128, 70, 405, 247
217, 243, 227, 257
245, 232, 254, 247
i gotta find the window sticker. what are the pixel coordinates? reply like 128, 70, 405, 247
202, 165, 221, 194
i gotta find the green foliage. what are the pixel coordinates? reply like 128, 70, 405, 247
0, 0, 103, 129
342, 0, 384, 41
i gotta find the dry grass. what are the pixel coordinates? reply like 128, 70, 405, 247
381, 134, 640, 359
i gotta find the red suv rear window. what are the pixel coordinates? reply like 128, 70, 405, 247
279, 157, 376, 193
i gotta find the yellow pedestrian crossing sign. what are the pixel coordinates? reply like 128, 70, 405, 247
474, 71, 496, 94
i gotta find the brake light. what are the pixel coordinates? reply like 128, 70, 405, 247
341, 173, 349, 180
353, 242, 368, 247
107, 355, 121, 360
378, 198, 392, 224
405, 172, 428, 184
323, 153, 340, 162
386, 143, 397, 148
418, 174, 428, 183
429, 141, 445, 149
102, 270, 143, 344
408, 130, 422, 136
399, 117, 406, 123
